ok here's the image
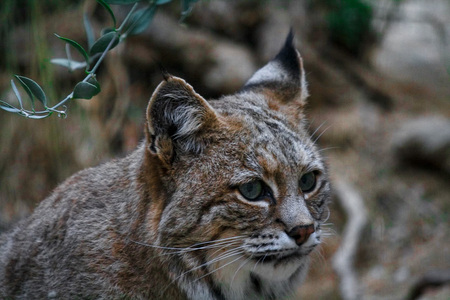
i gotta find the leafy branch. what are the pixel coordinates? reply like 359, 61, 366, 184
0, 0, 199, 119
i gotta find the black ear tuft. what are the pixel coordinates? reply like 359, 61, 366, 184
242, 30, 308, 104
273, 29, 301, 83
158, 63, 171, 81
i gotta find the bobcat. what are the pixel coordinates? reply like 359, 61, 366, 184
0, 32, 330, 300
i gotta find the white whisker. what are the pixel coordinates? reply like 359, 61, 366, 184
187, 236, 246, 248
193, 253, 246, 283
321, 229, 337, 237
251, 255, 264, 273
130, 235, 245, 256
162, 240, 242, 256
321, 206, 331, 223
230, 246, 261, 288
311, 246, 327, 266
160, 247, 245, 296
175, 248, 245, 283
318, 146, 339, 153
310, 120, 326, 139
312, 125, 331, 145
305, 117, 317, 133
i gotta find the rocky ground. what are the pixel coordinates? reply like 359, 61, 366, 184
0, 0, 449, 299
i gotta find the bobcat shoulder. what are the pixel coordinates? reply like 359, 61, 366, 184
0, 32, 330, 300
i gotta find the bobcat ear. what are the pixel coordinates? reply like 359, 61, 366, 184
146, 75, 217, 163
242, 30, 309, 105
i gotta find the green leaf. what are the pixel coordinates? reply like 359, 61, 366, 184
11, 78, 26, 109
156, 0, 172, 5
73, 81, 101, 100
83, 13, 95, 48
89, 31, 120, 56
27, 114, 52, 119
101, 27, 116, 36
96, 0, 117, 28
180, 0, 198, 21
55, 34, 90, 65
0, 100, 21, 113
14, 75, 47, 106
182, 0, 199, 13
105, 0, 141, 4
51, 58, 87, 70
127, 6, 156, 36
87, 76, 101, 90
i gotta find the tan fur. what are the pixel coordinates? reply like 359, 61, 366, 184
0, 33, 330, 300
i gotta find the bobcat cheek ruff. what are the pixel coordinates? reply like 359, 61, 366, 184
0, 32, 330, 300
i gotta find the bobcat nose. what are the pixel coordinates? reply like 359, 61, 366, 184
287, 224, 315, 245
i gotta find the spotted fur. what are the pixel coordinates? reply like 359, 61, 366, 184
0, 32, 330, 300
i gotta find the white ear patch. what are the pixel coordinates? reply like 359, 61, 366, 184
298, 52, 309, 102
245, 60, 290, 86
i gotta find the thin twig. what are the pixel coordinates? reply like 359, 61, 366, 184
332, 179, 367, 300
2, 2, 142, 118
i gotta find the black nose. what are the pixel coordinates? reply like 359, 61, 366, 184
287, 224, 315, 245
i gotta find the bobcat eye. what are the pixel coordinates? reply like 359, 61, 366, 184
238, 180, 264, 201
299, 172, 316, 193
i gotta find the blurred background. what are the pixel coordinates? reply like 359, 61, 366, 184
0, 0, 449, 299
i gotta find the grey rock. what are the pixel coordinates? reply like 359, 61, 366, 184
392, 116, 450, 174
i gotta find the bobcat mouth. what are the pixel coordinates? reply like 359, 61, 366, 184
250, 249, 303, 264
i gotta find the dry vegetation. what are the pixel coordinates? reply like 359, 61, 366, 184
0, 0, 449, 299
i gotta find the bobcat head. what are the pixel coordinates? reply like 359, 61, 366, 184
139, 31, 331, 299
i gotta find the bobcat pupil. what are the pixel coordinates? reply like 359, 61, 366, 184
300, 172, 316, 193
238, 180, 263, 200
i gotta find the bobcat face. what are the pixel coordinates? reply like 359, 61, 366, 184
144, 32, 330, 299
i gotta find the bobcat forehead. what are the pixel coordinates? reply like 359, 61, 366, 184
212, 95, 322, 177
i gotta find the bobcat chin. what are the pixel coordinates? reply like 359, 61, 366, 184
0, 32, 330, 300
